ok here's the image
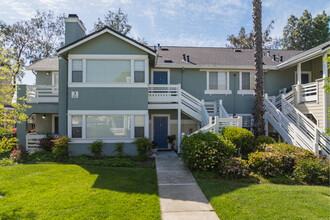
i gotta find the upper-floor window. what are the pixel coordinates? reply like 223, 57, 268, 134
238, 72, 255, 95
69, 55, 148, 86
205, 71, 231, 95
72, 60, 83, 82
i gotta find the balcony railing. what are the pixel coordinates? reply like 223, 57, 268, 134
27, 85, 58, 103
300, 82, 318, 102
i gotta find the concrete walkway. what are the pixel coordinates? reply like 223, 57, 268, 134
155, 151, 219, 220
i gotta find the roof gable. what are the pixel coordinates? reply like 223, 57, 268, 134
57, 26, 156, 56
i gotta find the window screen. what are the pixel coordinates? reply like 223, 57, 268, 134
72, 60, 83, 82
134, 115, 145, 138
242, 72, 251, 90
209, 72, 218, 90
134, 60, 145, 83
72, 115, 82, 138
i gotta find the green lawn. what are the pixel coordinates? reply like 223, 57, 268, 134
0, 164, 161, 219
197, 179, 330, 220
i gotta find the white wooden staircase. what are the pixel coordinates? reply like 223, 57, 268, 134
265, 90, 330, 155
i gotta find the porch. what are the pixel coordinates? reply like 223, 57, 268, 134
26, 85, 58, 103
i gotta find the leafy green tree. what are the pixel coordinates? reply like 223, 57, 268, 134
93, 8, 132, 35
282, 10, 329, 50
226, 20, 280, 49
252, 0, 265, 138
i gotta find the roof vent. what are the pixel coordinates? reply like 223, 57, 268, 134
161, 48, 169, 51
157, 43, 161, 50
154, 45, 157, 51
280, 56, 283, 62
267, 51, 270, 57
234, 49, 242, 52
273, 55, 277, 61
182, 54, 186, 62
187, 55, 190, 63
164, 60, 173, 63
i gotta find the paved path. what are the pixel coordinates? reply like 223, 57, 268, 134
155, 151, 219, 220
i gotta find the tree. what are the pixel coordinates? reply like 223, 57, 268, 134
0, 42, 30, 131
282, 10, 329, 50
0, 10, 65, 98
252, 0, 265, 138
93, 8, 132, 35
226, 20, 280, 49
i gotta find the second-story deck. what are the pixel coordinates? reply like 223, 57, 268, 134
27, 85, 58, 103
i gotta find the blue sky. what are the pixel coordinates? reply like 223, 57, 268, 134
0, 0, 329, 84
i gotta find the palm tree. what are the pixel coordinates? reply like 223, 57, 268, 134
252, 0, 265, 137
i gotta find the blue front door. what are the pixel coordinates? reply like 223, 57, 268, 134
153, 116, 168, 148
153, 71, 168, 84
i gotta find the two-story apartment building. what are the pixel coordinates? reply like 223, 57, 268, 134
17, 14, 330, 156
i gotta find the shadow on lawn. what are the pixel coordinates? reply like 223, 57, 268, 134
79, 165, 159, 195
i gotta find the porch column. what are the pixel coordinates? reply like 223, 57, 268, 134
323, 52, 328, 129
296, 63, 302, 104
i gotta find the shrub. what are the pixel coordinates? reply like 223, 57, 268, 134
9, 146, 27, 163
39, 135, 55, 152
248, 151, 283, 177
113, 142, 125, 157
255, 135, 275, 147
28, 151, 55, 162
134, 137, 152, 161
181, 132, 235, 171
88, 141, 104, 158
0, 127, 13, 139
52, 136, 70, 161
219, 157, 250, 179
0, 158, 15, 166
0, 137, 18, 153
222, 127, 255, 157
292, 159, 329, 184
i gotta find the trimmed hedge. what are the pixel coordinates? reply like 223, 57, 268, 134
181, 132, 235, 171
255, 135, 275, 147
219, 157, 249, 179
222, 127, 255, 157
293, 159, 329, 184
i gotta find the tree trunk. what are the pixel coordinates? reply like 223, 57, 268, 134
252, 0, 265, 137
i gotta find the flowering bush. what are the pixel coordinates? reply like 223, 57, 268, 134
181, 132, 235, 171
222, 127, 255, 157
248, 151, 283, 177
219, 157, 249, 179
292, 159, 329, 185
52, 136, 70, 161
10, 148, 22, 162
39, 136, 55, 152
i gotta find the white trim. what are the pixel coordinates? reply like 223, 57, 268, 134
69, 139, 135, 144
51, 72, 59, 87
51, 114, 58, 134
145, 59, 149, 84
68, 110, 148, 115
67, 115, 72, 138
294, 71, 312, 84
82, 115, 86, 139
82, 59, 87, 83
68, 54, 148, 60
157, 64, 277, 70
205, 70, 232, 95
64, 17, 86, 32
237, 90, 254, 95
68, 59, 72, 83
57, 29, 156, 56
151, 69, 170, 84
169, 119, 198, 124
278, 50, 325, 69
68, 83, 149, 88
151, 114, 170, 149
238, 71, 255, 95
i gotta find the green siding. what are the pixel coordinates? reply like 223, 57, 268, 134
36, 71, 52, 85
68, 88, 148, 110
58, 59, 68, 136
69, 143, 137, 156
312, 56, 323, 81
148, 110, 191, 120
35, 114, 53, 134
65, 22, 85, 45
69, 33, 148, 55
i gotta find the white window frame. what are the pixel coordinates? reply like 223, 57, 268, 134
205, 70, 231, 95
68, 54, 149, 87
151, 69, 170, 85
68, 110, 148, 143
294, 71, 312, 84
238, 71, 255, 95
51, 114, 58, 134
51, 72, 59, 87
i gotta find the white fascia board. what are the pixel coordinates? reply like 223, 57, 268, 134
68, 83, 148, 88
68, 54, 148, 60
57, 29, 156, 56
157, 63, 277, 70
67, 110, 148, 115
25, 67, 59, 71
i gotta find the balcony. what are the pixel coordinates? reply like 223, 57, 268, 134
27, 85, 58, 103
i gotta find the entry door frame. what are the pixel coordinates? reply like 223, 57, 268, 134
52, 114, 59, 134
151, 114, 170, 149
151, 69, 170, 84
294, 71, 312, 84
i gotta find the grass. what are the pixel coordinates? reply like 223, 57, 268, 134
197, 178, 330, 220
0, 164, 161, 219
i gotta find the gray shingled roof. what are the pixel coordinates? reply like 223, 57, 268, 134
26, 57, 59, 71
156, 46, 302, 67
278, 41, 330, 68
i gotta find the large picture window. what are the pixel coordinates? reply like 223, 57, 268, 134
86, 60, 131, 83
86, 115, 131, 138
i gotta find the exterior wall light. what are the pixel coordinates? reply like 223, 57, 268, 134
42, 114, 46, 119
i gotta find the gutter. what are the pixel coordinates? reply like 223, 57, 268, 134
155, 63, 278, 70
